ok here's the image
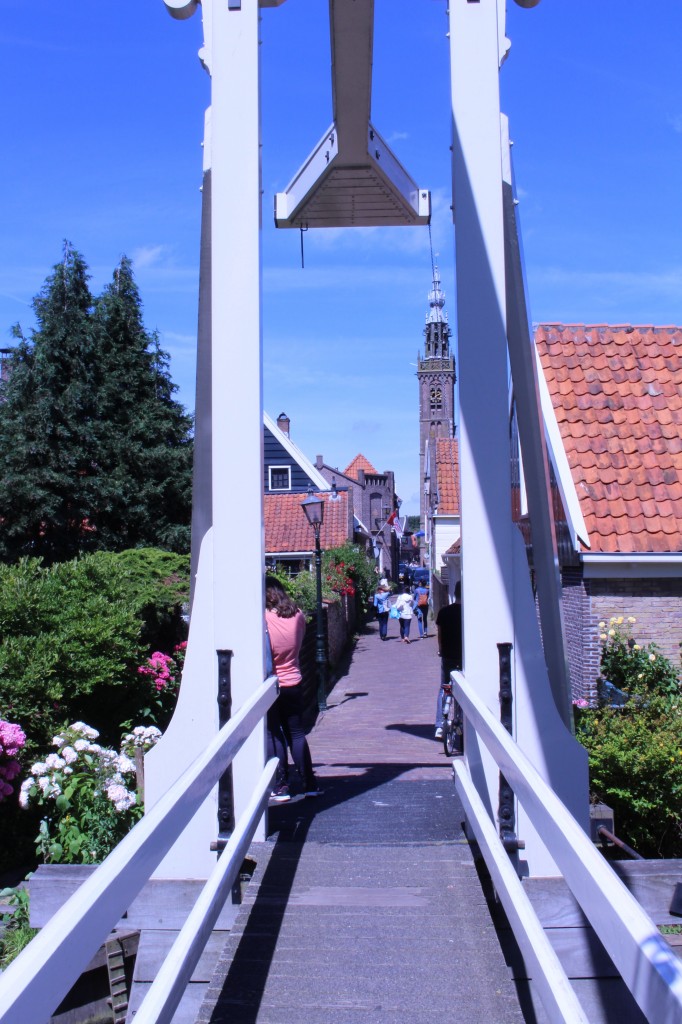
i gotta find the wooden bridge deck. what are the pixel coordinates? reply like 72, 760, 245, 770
196, 620, 525, 1024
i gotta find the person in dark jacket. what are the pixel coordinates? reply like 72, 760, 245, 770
434, 581, 463, 741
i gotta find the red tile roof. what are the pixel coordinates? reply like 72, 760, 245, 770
435, 438, 460, 515
343, 454, 378, 478
536, 324, 682, 553
264, 491, 352, 554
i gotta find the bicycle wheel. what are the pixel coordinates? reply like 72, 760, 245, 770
443, 702, 462, 757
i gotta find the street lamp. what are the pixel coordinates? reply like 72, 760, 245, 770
301, 492, 328, 712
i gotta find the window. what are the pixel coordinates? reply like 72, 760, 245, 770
269, 466, 291, 491
430, 385, 442, 413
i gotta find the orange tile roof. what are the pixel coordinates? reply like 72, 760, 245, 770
264, 491, 352, 554
536, 324, 682, 554
435, 438, 460, 515
343, 453, 378, 478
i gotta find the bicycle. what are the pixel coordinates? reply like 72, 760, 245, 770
441, 680, 463, 757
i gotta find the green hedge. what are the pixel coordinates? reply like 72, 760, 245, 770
576, 616, 682, 858
0, 549, 189, 755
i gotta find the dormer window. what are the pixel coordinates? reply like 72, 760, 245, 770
269, 466, 291, 491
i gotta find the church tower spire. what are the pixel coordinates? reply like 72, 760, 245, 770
418, 267, 456, 563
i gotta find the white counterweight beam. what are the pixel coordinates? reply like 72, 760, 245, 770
275, 0, 430, 228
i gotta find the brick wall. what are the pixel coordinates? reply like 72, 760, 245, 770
556, 574, 682, 699
561, 567, 591, 700
587, 578, 682, 671
300, 593, 359, 726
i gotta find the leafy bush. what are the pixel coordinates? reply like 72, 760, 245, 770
273, 544, 376, 617
0, 550, 188, 753
576, 616, 682, 857
323, 542, 376, 612
0, 884, 37, 969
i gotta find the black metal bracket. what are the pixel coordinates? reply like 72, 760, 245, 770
497, 642, 524, 855
216, 649, 241, 902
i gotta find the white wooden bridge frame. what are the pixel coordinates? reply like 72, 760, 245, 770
1, 2, 681, 1022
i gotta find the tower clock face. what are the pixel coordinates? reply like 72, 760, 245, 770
430, 385, 442, 411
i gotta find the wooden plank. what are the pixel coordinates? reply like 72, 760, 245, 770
505, 925, 619, 980
522, 865, 682, 928
131, 930, 227, 983
521, 978, 649, 1024
125, 980, 207, 1024
30, 872, 242, 930
521, 876, 588, 929
611, 861, 682, 926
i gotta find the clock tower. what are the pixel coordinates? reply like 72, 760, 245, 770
418, 268, 455, 562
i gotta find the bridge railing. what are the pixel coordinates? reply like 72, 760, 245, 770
452, 672, 682, 1024
0, 675, 279, 1024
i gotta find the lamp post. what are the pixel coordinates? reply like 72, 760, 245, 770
301, 493, 328, 712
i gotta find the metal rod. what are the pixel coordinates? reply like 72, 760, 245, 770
596, 826, 644, 861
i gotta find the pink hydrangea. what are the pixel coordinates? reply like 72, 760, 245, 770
0, 719, 26, 803
138, 651, 177, 692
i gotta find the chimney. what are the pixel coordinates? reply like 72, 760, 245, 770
316, 455, 324, 469
277, 412, 290, 437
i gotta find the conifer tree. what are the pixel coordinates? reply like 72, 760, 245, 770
0, 243, 98, 562
91, 256, 193, 552
0, 245, 193, 563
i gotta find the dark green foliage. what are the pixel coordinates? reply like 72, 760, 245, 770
0, 245, 193, 564
0, 246, 99, 563
90, 257, 193, 554
284, 543, 376, 616
576, 618, 682, 857
0, 549, 189, 753
0, 884, 37, 968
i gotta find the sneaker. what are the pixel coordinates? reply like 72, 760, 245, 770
435, 728, 444, 740
270, 784, 290, 802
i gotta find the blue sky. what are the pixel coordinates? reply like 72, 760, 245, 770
2, 2, 681, 514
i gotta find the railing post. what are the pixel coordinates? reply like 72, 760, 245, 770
497, 642, 523, 862
216, 648, 245, 904
216, 650, 235, 838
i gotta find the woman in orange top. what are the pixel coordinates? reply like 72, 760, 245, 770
265, 576, 321, 802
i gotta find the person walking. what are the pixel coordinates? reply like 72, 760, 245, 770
373, 578, 392, 640
413, 580, 430, 637
434, 581, 463, 744
395, 583, 415, 643
265, 576, 321, 802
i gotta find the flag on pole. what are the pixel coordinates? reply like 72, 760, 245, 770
392, 516, 404, 540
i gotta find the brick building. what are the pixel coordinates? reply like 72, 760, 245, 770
523, 323, 682, 699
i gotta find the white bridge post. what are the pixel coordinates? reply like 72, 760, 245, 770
448, 0, 588, 876
146, 0, 266, 878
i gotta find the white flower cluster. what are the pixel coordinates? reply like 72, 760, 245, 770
19, 721, 140, 813
121, 726, 161, 754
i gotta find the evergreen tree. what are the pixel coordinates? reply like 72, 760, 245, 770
0, 243, 99, 562
0, 245, 193, 563
91, 256, 193, 552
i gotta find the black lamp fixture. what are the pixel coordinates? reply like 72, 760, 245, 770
301, 492, 325, 532
300, 490, 327, 712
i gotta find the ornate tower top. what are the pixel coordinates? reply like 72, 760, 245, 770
426, 266, 448, 326
421, 266, 452, 363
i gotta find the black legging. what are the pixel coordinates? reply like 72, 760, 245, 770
266, 682, 315, 789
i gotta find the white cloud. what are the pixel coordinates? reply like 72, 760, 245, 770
131, 245, 169, 269
666, 114, 682, 134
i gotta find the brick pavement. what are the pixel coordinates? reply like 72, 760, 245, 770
197, 620, 525, 1024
